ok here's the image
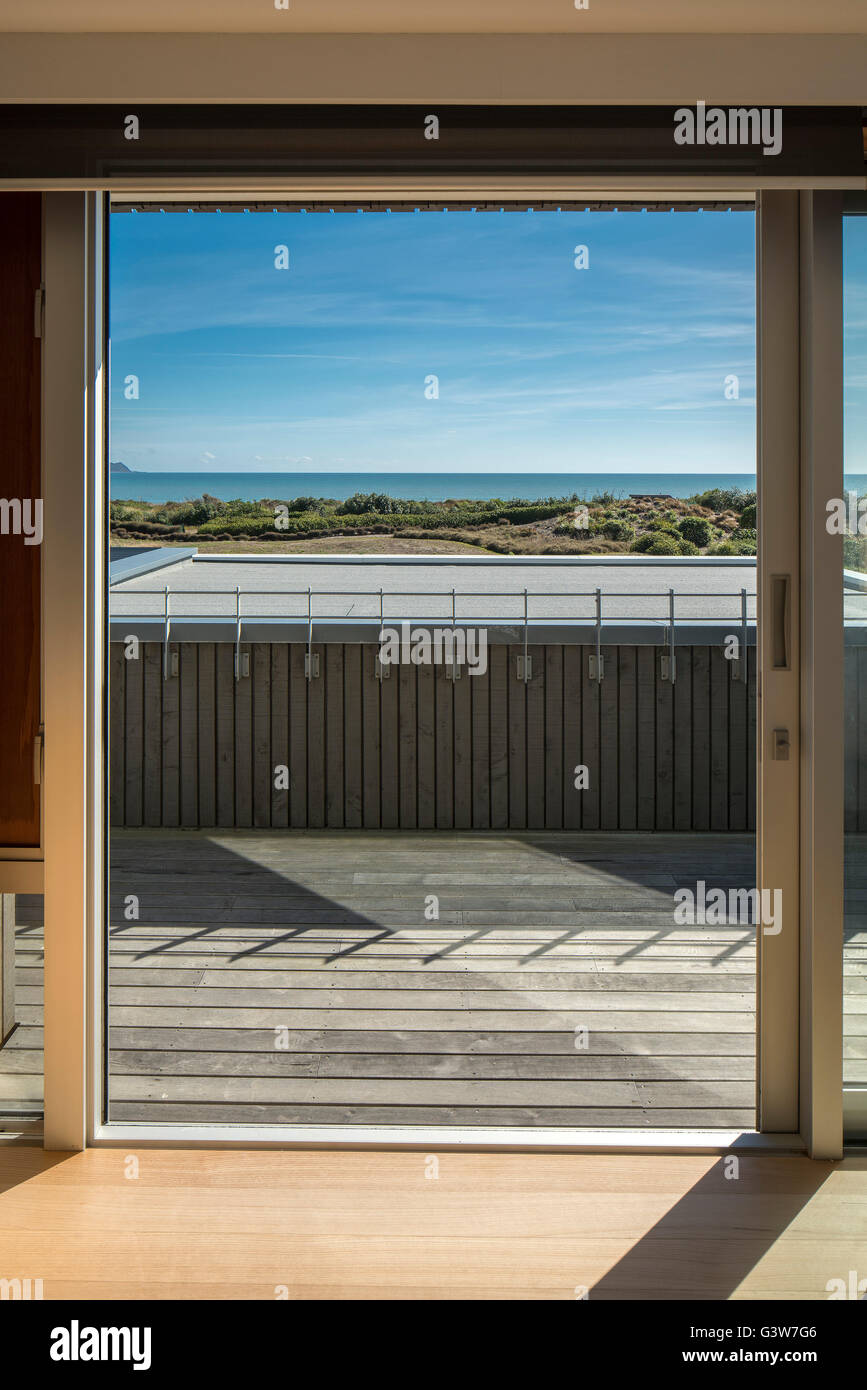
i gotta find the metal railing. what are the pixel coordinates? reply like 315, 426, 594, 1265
118, 584, 756, 685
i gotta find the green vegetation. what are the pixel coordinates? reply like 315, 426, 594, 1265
677, 515, 711, 547
110, 487, 758, 558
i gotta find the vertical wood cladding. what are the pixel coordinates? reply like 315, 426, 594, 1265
111, 641, 760, 832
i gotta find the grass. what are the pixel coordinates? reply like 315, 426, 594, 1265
110, 489, 758, 557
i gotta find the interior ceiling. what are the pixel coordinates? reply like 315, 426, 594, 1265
1, 0, 866, 33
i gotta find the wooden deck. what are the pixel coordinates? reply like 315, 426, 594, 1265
3, 827, 862, 1130
4, 830, 767, 1129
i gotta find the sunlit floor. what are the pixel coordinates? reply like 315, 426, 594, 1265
0, 1147, 864, 1300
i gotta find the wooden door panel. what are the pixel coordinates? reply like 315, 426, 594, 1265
0, 193, 41, 847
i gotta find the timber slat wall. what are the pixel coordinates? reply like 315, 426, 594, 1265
110, 641, 758, 832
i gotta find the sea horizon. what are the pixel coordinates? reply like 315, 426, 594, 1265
111, 470, 766, 506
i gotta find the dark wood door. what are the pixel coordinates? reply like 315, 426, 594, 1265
0, 193, 41, 847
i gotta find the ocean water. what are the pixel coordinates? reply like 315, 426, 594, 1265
111, 471, 764, 505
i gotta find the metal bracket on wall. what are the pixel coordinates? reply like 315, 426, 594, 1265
588, 652, 604, 682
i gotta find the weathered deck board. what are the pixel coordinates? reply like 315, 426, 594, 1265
1, 829, 859, 1128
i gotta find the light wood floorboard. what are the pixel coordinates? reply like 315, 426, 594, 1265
0, 1147, 864, 1300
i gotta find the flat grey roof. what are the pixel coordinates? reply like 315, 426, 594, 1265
110, 553, 757, 620
108, 552, 759, 644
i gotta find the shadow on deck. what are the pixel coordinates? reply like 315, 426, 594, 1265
0, 828, 788, 1128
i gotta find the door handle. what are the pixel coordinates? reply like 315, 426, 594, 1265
771, 574, 790, 670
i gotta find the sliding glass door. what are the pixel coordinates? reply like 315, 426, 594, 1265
843, 202, 867, 1139
104, 197, 760, 1133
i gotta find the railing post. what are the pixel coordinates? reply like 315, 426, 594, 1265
592, 587, 604, 682
668, 586, 677, 683
162, 584, 171, 681
375, 587, 387, 681
305, 585, 314, 681
741, 586, 749, 683
233, 584, 241, 681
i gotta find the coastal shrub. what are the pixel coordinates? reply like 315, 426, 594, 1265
644, 534, 682, 556
691, 486, 756, 513
109, 503, 142, 522
156, 497, 228, 526
739, 501, 757, 529
726, 528, 757, 554
629, 534, 655, 553
709, 535, 756, 556
630, 531, 683, 553
599, 519, 633, 541
337, 492, 417, 515
279, 496, 320, 513
678, 539, 700, 555
844, 535, 867, 572
645, 519, 686, 539
677, 515, 711, 546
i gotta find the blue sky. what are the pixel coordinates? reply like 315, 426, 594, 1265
109, 207, 759, 475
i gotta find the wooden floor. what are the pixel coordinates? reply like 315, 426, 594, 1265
0, 1146, 865, 1299
4, 830, 766, 1129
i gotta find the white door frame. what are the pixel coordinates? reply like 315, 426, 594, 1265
37, 182, 850, 1155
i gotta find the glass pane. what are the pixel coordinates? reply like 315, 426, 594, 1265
0, 894, 44, 1140
843, 210, 867, 1139
106, 204, 757, 1130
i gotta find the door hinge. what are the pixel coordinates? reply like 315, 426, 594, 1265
34, 284, 45, 339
